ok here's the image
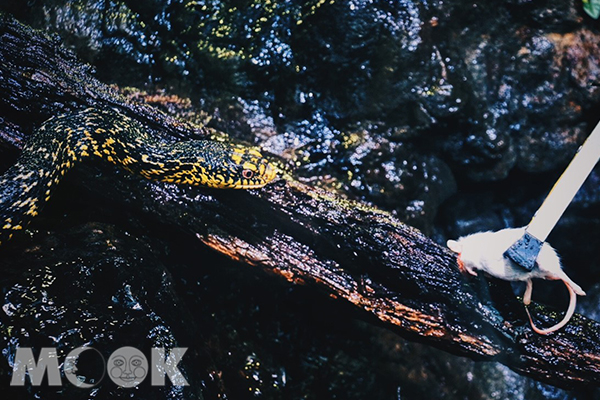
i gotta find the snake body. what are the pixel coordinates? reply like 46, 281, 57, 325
0, 108, 276, 245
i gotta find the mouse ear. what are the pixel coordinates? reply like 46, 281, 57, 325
446, 240, 462, 253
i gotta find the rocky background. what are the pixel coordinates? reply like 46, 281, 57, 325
0, 0, 599, 399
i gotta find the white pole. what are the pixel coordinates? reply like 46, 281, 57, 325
527, 120, 600, 242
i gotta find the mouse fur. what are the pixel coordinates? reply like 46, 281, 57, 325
447, 227, 585, 334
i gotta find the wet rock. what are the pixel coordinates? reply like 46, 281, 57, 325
443, 126, 517, 181
438, 192, 514, 238
446, 16, 600, 178
572, 167, 600, 208
544, 29, 600, 104
0, 223, 208, 399
259, 120, 457, 234
581, 282, 600, 322
30, 0, 159, 86
505, 29, 600, 172
505, 0, 584, 30
331, 132, 457, 234
2, 1, 600, 398
516, 122, 587, 172
4, 1, 599, 185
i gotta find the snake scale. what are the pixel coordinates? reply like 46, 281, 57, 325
0, 108, 276, 245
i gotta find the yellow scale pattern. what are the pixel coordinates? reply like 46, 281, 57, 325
0, 108, 277, 245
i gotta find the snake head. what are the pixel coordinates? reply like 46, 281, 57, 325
225, 144, 277, 189
202, 142, 277, 189
157, 140, 277, 189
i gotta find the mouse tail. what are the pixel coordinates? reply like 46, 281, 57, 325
561, 275, 586, 296
550, 270, 586, 296
525, 279, 578, 335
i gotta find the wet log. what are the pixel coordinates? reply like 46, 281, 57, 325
1, 13, 599, 389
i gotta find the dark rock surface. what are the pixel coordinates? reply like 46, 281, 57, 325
1, 1, 600, 399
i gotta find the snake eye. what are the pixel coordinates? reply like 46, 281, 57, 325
242, 169, 254, 180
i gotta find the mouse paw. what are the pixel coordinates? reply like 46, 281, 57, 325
457, 260, 477, 277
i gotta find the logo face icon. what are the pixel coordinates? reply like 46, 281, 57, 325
10, 345, 188, 388
107, 347, 148, 388
63, 347, 106, 388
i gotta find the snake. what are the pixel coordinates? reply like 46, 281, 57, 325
0, 107, 277, 245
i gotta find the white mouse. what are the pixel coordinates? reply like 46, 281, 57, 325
447, 227, 585, 335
